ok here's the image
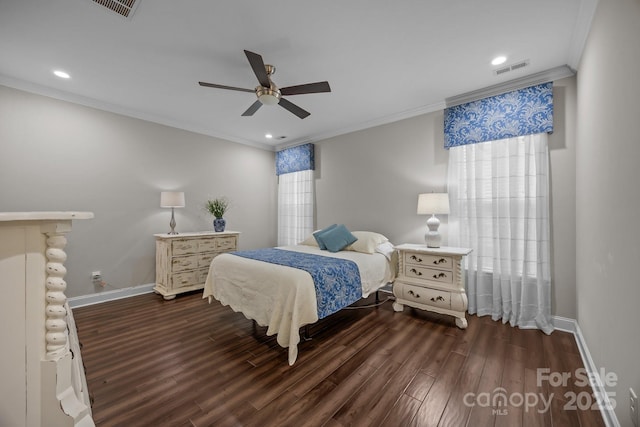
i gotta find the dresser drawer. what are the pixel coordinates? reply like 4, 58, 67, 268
172, 239, 198, 256
404, 251, 452, 269
195, 267, 210, 284
198, 238, 218, 252
400, 283, 451, 309
404, 265, 453, 284
171, 254, 198, 272
171, 270, 197, 289
198, 252, 216, 268
216, 236, 237, 250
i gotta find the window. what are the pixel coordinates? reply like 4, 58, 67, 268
447, 133, 553, 333
277, 169, 314, 246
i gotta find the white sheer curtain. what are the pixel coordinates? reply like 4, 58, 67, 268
447, 133, 553, 334
278, 169, 314, 246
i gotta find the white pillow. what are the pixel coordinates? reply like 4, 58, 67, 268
346, 231, 389, 254
299, 232, 320, 246
375, 241, 396, 260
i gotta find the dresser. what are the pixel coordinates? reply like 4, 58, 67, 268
393, 244, 472, 329
154, 231, 239, 300
0, 212, 94, 427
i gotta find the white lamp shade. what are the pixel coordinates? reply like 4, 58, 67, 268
417, 193, 450, 215
160, 191, 185, 208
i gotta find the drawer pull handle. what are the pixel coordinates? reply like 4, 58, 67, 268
430, 296, 445, 302
433, 258, 447, 265
409, 268, 422, 276
408, 290, 420, 298
410, 255, 423, 263
433, 272, 447, 279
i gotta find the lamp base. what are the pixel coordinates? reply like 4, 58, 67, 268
425, 214, 442, 248
168, 207, 179, 235
425, 231, 442, 248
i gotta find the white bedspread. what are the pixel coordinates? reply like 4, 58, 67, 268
203, 245, 395, 365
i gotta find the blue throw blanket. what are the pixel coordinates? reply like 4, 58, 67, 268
231, 248, 362, 319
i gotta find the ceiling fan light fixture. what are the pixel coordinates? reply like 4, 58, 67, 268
256, 87, 281, 105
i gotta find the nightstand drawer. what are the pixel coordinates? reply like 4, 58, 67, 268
400, 283, 451, 309
171, 255, 198, 272
404, 252, 452, 269
404, 265, 453, 284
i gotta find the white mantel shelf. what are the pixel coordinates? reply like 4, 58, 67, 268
0, 211, 94, 221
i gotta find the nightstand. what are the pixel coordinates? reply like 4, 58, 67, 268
154, 231, 240, 300
393, 244, 472, 328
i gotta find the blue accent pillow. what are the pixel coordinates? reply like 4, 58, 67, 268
313, 224, 338, 250
319, 224, 358, 253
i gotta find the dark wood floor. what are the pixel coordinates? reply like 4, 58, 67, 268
72, 291, 605, 427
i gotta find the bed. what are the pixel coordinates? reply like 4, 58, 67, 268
203, 229, 396, 365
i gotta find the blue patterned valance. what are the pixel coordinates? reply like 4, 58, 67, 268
444, 82, 553, 149
276, 143, 315, 176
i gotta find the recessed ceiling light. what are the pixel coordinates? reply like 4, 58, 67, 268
265, 134, 273, 139
491, 56, 507, 66
53, 70, 70, 79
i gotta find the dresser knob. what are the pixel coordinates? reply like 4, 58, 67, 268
432, 272, 447, 279
410, 255, 423, 263
410, 268, 423, 276
433, 258, 447, 265
430, 296, 445, 302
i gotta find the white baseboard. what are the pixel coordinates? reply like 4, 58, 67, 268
68, 283, 156, 308
552, 315, 620, 427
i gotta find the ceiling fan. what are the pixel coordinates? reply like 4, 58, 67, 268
199, 50, 331, 119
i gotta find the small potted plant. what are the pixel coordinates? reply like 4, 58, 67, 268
205, 197, 230, 232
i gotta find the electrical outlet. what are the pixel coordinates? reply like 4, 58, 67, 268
631, 388, 639, 427
91, 271, 102, 284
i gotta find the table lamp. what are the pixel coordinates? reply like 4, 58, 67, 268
160, 191, 185, 235
417, 193, 449, 248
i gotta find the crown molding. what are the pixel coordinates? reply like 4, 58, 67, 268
445, 65, 576, 108
0, 75, 275, 152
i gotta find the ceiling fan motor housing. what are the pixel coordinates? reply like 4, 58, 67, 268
256, 86, 281, 105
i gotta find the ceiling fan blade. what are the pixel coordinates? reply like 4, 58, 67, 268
279, 98, 310, 119
244, 50, 271, 88
280, 81, 331, 96
241, 100, 263, 116
199, 82, 254, 93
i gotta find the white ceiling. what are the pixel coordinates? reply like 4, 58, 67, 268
0, 0, 596, 150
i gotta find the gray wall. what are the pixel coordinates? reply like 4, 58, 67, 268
0, 72, 579, 321
313, 75, 577, 319
0, 85, 278, 298
576, 0, 640, 425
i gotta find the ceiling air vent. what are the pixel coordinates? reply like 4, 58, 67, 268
91, 0, 140, 19
493, 59, 530, 76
